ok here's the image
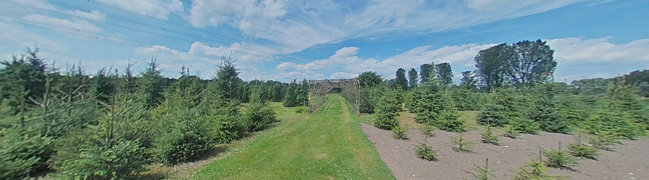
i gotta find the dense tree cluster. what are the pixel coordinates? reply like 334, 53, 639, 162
0, 50, 278, 179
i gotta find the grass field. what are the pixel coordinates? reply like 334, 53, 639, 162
195, 94, 394, 179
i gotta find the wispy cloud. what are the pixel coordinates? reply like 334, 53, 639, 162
22, 14, 102, 34
96, 0, 183, 20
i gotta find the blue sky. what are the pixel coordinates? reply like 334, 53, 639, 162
1, 0, 648, 82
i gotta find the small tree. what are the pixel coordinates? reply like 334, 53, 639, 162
472, 158, 494, 180
451, 133, 474, 152
415, 141, 437, 161
422, 124, 436, 137
374, 90, 400, 130
481, 126, 500, 145
392, 126, 408, 140
513, 159, 560, 180
542, 142, 577, 169
503, 125, 520, 139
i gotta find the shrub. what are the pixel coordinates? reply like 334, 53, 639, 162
451, 133, 474, 152
155, 129, 212, 165
0, 128, 52, 179
542, 144, 577, 169
513, 159, 561, 180
472, 158, 494, 180
294, 106, 308, 113
59, 139, 148, 179
374, 90, 400, 130
568, 143, 598, 160
245, 103, 277, 132
510, 117, 541, 134
481, 126, 499, 145
415, 142, 437, 161
503, 125, 520, 139
422, 124, 436, 137
586, 131, 619, 151
392, 126, 408, 140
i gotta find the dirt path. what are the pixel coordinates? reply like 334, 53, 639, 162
362, 123, 649, 180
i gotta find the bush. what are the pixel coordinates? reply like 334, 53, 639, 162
0, 128, 52, 179
245, 103, 277, 132
542, 148, 577, 169
451, 133, 474, 152
294, 106, 308, 113
59, 139, 148, 179
374, 90, 400, 130
481, 126, 499, 145
415, 142, 437, 161
568, 143, 598, 160
503, 125, 520, 139
392, 126, 408, 140
472, 158, 494, 180
155, 129, 212, 165
422, 124, 436, 137
510, 117, 541, 134
513, 159, 561, 180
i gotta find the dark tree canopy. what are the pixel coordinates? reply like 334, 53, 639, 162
420, 63, 434, 83
395, 68, 408, 90
435, 62, 453, 86
408, 68, 418, 89
460, 71, 478, 90
215, 57, 243, 101
475, 43, 515, 89
509, 40, 556, 85
358, 71, 382, 88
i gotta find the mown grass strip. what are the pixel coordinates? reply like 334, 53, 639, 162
195, 94, 394, 179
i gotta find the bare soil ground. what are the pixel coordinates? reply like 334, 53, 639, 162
362, 117, 649, 180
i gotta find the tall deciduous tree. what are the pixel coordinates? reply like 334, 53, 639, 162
358, 71, 382, 88
395, 68, 408, 90
436, 62, 453, 86
460, 71, 478, 90
420, 63, 434, 83
510, 40, 556, 85
475, 43, 514, 89
408, 68, 418, 89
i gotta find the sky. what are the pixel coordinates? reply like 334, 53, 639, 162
1, 0, 648, 83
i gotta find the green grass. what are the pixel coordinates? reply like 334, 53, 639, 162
195, 94, 394, 179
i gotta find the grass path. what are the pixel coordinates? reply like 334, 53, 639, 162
195, 94, 394, 179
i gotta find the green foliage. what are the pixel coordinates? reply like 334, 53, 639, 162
395, 68, 408, 90
513, 159, 561, 180
529, 84, 570, 133
542, 144, 577, 169
59, 139, 148, 179
472, 159, 494, 180
408, 68, 418, 89
414, 83, 465, 132
374, 90, 400, 130
435, 62, 453, 86
422, 124, 436, 137
510, 117, 541, 135
358, 71, 382, 88
215, 57, 243, 101
568, 143, 598, 160
419, 63, 435, 84
138, 60, 165, 108
294, 106, 308, 113
0, 49, 46, 110
0, 128, 52, 179
283, 80, 308, 107
503, 125, 520, 139
451, 133, 474, 152
392, 126, 408, 140
481, 126, 500, 145
415, 141, 437, 161
245, 103, 277, 132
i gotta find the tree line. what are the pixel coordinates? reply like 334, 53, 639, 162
0, 49, 306, 179
360, 39, 648, 149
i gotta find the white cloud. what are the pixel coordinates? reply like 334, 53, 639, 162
275, 43, 494, 81
22, 14, 102, 34
69, 10, 105, 21
275, 36, 649, 82
186, 0, 583, 59
548, 37, 649, 63
97, 0, 183, 20
134, 41, 275, 79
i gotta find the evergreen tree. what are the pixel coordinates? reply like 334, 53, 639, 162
374, 90, 400, 130
214, 57, 243, 101
420, 63, 435, 84
435, 62, 453, 86
528, 84, 569, 133
408, 68, 418, 89
138, 59, 165, 108
395, 68, 408, 90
